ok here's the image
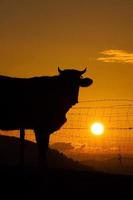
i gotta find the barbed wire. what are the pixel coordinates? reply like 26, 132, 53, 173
79, 98, 133, 103
63, 127, 133, 130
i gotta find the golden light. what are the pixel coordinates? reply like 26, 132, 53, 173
90, 122, 104, 135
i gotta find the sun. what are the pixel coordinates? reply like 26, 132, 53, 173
90, 122, 105, 135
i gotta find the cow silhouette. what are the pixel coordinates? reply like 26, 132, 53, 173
0, 67, 93, 167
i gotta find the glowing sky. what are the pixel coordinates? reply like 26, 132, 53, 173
0, 0, 133, 100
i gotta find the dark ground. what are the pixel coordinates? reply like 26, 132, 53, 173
0, 135, 133, 199
0, 166, 133, 199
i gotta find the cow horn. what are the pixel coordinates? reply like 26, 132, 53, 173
58, 67, 63, 73
80, 68, 87, 75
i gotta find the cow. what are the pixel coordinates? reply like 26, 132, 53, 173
0, 67, 93, 167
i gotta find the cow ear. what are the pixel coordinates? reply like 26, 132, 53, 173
80, 78, 93, 87
58, 67, 63, 74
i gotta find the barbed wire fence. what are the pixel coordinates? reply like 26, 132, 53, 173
0, 98, 133, 174
50, 99, 133, 174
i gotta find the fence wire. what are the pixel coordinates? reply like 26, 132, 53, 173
0, 99, 133, 174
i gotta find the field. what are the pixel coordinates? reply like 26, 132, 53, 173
0, 135, 133, 198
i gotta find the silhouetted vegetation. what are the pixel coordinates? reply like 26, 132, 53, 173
51, 142, 75, 151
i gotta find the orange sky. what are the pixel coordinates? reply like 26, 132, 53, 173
0, 0, 133, 100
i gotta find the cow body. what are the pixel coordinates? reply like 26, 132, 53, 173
0, 75, 68, 131
0, 68, 93, 167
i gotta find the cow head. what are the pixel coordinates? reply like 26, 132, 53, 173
58, 67, 93, 106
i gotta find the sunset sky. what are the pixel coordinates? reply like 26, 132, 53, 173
0, 0, 133, 100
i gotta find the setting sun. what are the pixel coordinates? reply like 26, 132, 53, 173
90, 122, 105, 135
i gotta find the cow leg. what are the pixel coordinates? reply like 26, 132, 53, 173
34, 129, 50, 169
19, 128, 25, 167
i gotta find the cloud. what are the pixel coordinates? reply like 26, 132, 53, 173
97, 49, 133, 64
